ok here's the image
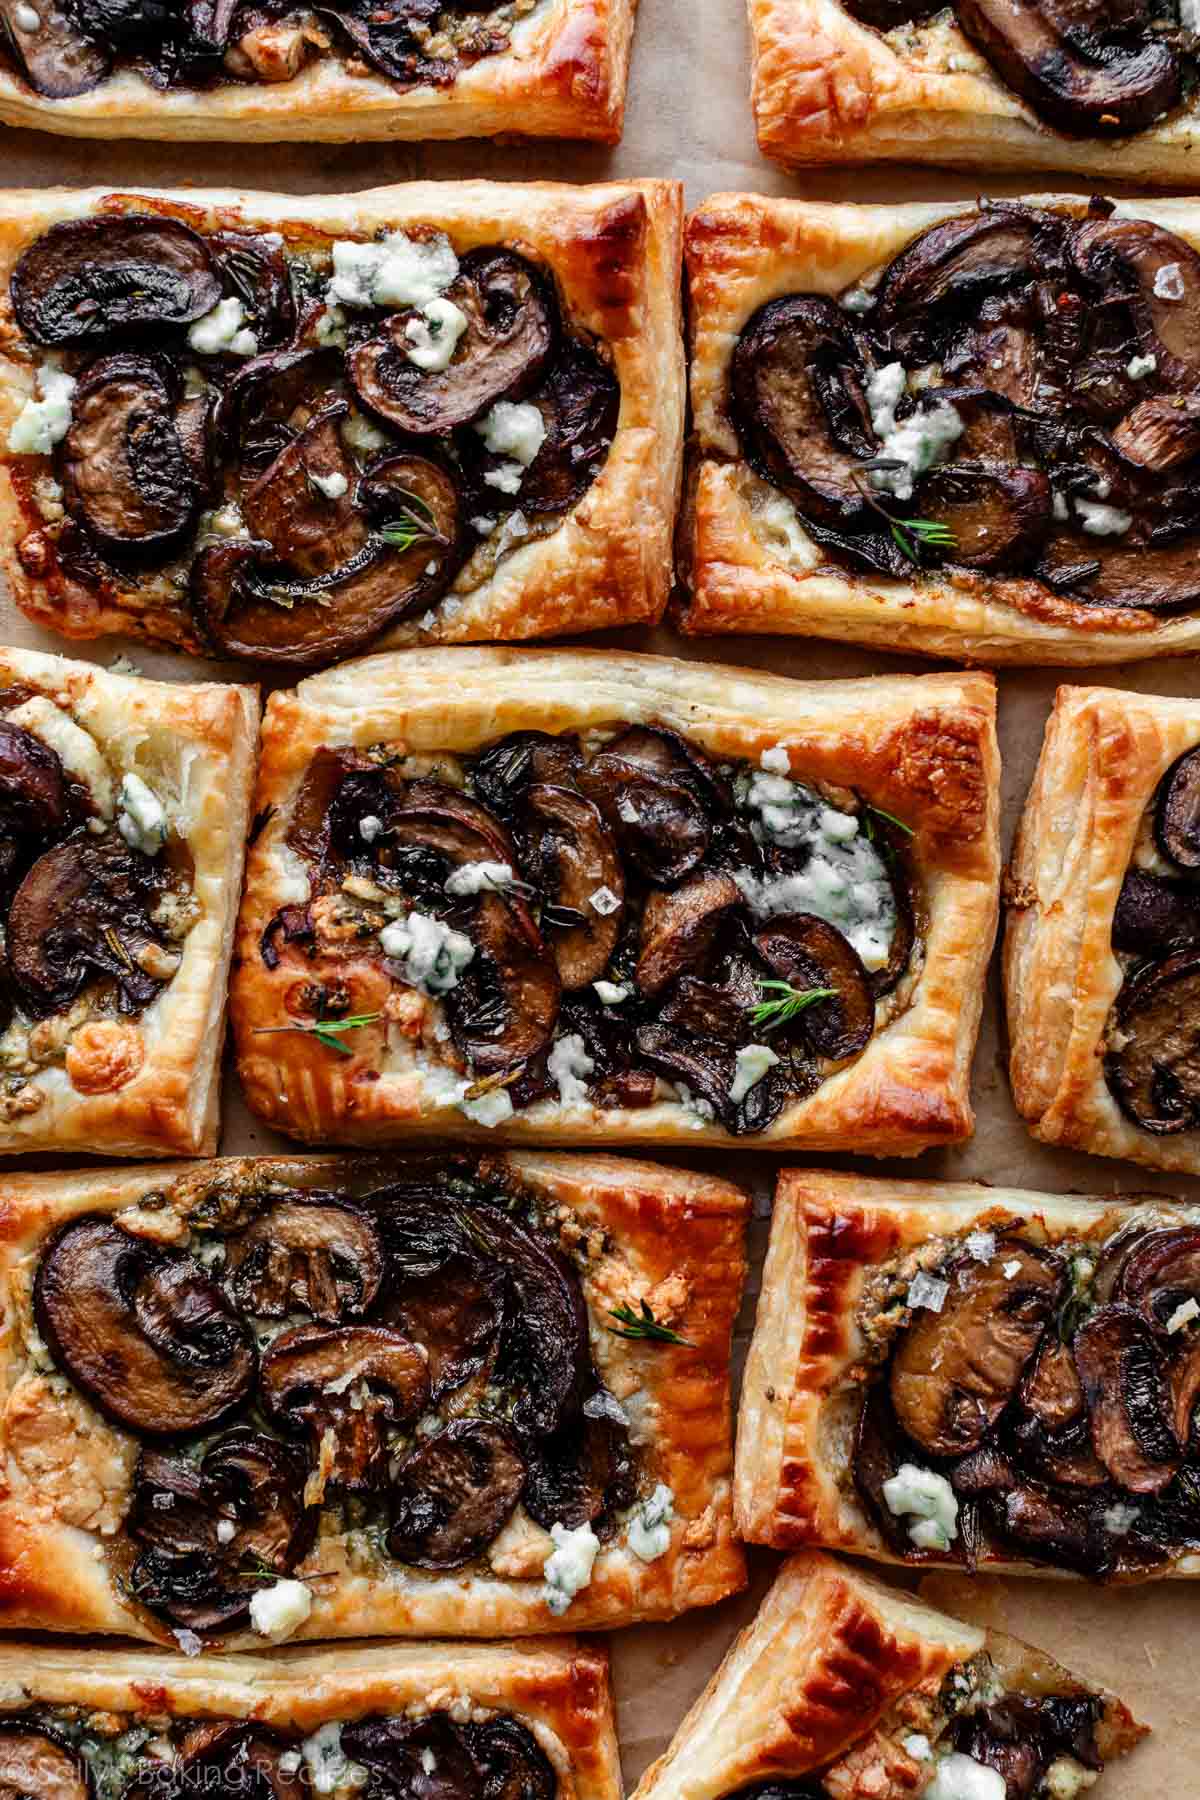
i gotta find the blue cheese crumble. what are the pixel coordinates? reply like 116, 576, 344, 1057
378, 911, 474, 993
627, 1483, 675, 1561
327, 231, 459, 310
543, 1519, 600, 1613
117, 773, 167, 856
866, 361, 964, 502
882, 1462, 959, 1551
7, 361, 76, 454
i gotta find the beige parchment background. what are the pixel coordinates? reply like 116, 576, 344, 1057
1, 0, 1197, 1787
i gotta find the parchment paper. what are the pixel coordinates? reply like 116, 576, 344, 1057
1, 1, 1198, 1787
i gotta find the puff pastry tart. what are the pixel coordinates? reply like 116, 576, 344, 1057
0, 0, 636, 143
230, 648, 999, 1153
0, 179, 682, 668
632, 1551, 1145, 1800
0, 644, 256, 1157
682, 189, 1200, 665
737, 1167, 1200, 1583
1006, 684, 1200, 1174
748, 0, 1200, 184
0, 1636, 621, 1800
0, 1148, 746, 1644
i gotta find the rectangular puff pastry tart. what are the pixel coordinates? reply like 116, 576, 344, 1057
0, 1148, 746, 1645
0, 179, 682, 669
736, 1168, 1200, 1583
231, 648, 999, 1153
749, 0, 1198, 185
682, 190, 1200, 666
0, 1637, 621, 1800
632, 1551, 1145, 1800
0, 644, 256, 1157
0, 0, 637, 144
1007, 684, 1200, 1173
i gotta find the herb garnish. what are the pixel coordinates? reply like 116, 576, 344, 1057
748, 979, 837, 1033
378, 487, 442, 553
864, 803, 914, 839
888, 516, 957, 565
608, 1300, 693, 1347
254, 1011, 382, 1055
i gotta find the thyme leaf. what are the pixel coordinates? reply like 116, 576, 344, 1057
253, 1011, 382, 1056
889, 516, 957, 565
748, 979, 837, 1033
608, 1300, 693, 1347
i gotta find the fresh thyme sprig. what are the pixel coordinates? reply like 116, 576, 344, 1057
254, 1011, 382, 1055
748, 979, 837, 1033
378, 487, 442, 552
864, 803, 914, 839
608, 1300, 693, 1347
889, 516, 957, 565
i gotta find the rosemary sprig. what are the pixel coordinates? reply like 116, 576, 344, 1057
608, 1300, 693, 1347
889, 516, 957, 565
865, 803, 914, 838
378, 488, 442, 552
748, 979, 837, 1033
254, 1011, 382, 1056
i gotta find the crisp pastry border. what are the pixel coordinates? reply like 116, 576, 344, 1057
680, 189, 1200, 667
632, 1550, 1145, 1800
734, 1167, 1200, 1578
0, 0, 637, 143
0, 179, 683, 657
1006, 683, 1200, 1175
0, 644, 257, 1158
0, 1637, 622, 1800
0, 1149, 747, 1643
747, 0, 1200, 182
230, 647, 1000, 1155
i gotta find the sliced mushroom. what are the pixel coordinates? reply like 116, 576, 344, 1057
389, 777, 518, 873
1111, 868, 1200, 957
633, 1023, 738, 1129
956, 0, 1178, 137
889, 1243, 1064, 1456
210, 229, 296, 349
1113, 1226, 1200, 1331
1074, 1304, 1181, 1493
1113, 395, 1200, 473
0, 1725, 89, 1800
587, 726, 723, 885
191, 452, 460, 667
318, 1, 445, 85
1019, 1334, 1085, 1430
444, 891, 561, 1079
525, 783, 623, 990
260, 1322, 430, 1491
659, 959, 761, 1042
522, 1405, 636, 1540
915, 461, 1052, 570
1071, 218, 1200, 389
241, 405, 367, 577
219, 346, 347, 475
11, 215, 222, 347
34, 1216, 256, 1435
0, 0, 109, 96
1037, 529, 1200, 614
174, 389, 219, 502
464, 1204, 590, 1437
1156, 746, 1200, 870
462, 1720, 556, 1800
226, 1196, 384, 1322
387, 1420, 526, 1569
852, 1380, 925, 1557
60, 355, 197, 554
516, 339, 620, 515
1105, 951, 1200, 1133
0, 720, 69, 892
753, 915, 875, 1061
729, 296, 875, 526
172, 1727, 306, 1800
635, 871, 739, 997
472, 730, 582, 817
998, 1484, 1097, 1573
875, 207, 1065, 332
383, 1252, 504, 1401
350, 248, 554, 435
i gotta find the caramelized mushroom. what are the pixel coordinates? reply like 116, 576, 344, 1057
1111, 868, 1200, 958
889, 1243, 1064, 1456
387, 1420, 526, 1569
219, 346, 346, 475
753, 915, 875, 1061
11, 215, 222, 347
350, 248, 554, 435
1113, 396, 1200, 474
516, 340, 620, 515
1071, 218, 1200, 389
1113, 1226, 1200, 1331
852, 1380, 922, 1557
729, 296, 875, 526
0, 721, 69, 891
210, 230, 296, 350
0, 0, 109, 95
875, 207, 1065, 331
383, 1252, 504, 1401
587, 726, 723, 885
0, 1726, 89, 1800
999, 1485, 1096, 1572
525, 783, 623, 990
472, 730, 582, 817
1020, 1335, 1085, 1430
915, 462, 1052, 570
240, 405, 366, 577
464, 1205, 590, 1437
444, 892, 561, 1079
1105, 951, 1200, 1133
1156, 746, 1200, 871
522, 1404, 636, 1539
1038, 529, 1200, 613
389, 778, 517, 873
635, 871, 739, 997
1074, 1304, 1181, 1493
226, 1196, 384, 1322
260, 1322, 430, 1491
172, 1727, 306, 1800
60, 355, 197, 554
34, 1216, 256, 1435
462, 1719, 556, 1800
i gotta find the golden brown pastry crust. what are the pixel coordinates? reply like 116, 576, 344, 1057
748, 0, 1200, 182
230, 647, 999, 1155
0, 1150, 747, 1643
0, 0, 636, 142
681, 190, 1200, 666
0, 179, 683, 656
735, 1167, 1200, 1577
1005, 684, 1200, 1174
0, 1638, 622, 1800
0, 645, 257, 1158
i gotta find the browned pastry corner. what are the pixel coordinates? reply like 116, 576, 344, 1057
229, 647, 999, 1154
0, 179, 682, 666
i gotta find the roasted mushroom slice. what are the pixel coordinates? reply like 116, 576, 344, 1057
383, 1252, 504, 1401
753, 915, 875, 1062
34, 1216, 256, 1435
387, 1420, 526, 1570
525, 784, 623, 990
464, 1204, 590, 1437
472, 729, 582, 817
390, 777, 518, 874
587, 726, 723, 886
462, 1719, 556, 1800
889, 1242, 1064, 1457
1106, 951, 1200, 1133
636, 871, 739, 997
241, 405, 367, 578
1074, 1304, 1181, 1493
998, 1485, 1098, 1574
11, 215, 222, 347
1111, 869, 1200, 958
60, 355, 198, 555
956, 0, 1178, 136
523, 1404, 636, 1539
226, 1196, 384, 1322
515, 339, 620, 515
1113, 396, 1200, 474
0, 1724, 89, 1800
260, 1322, 430, 1491
1038, 529, 1200, 614
350, 248, 554, 435
634, 1023, 737, 1128
1019, 1335, 1085, 1431
171, 1726, 306, 1800
875, 207, 1066, 334
1113, 1227, 1200, 1332
730, 296, 875, 526
1156, 746, 1200, 871
852, 1380, 924, 1557
444, 892, 560, 1079
1071, 218, 1200, 390
915, 462, 1051, 571
210, 230, 296, 350
0, 720, 70, 891
0, 0, 109, 95
318, 2, 445, 86
219, 346, 346, 475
